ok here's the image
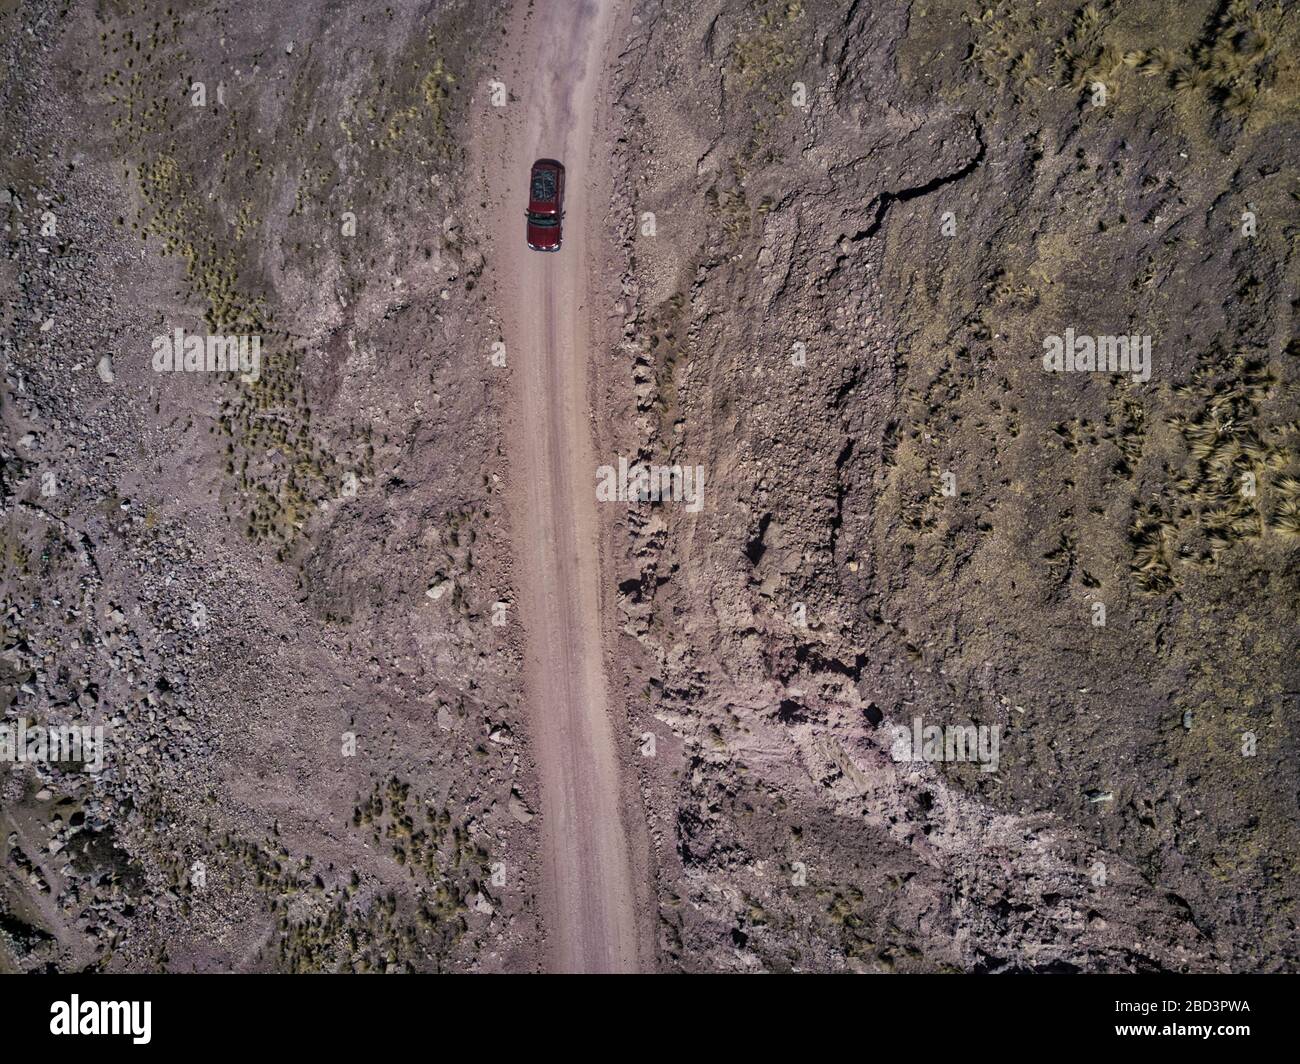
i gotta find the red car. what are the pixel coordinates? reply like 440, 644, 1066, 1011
526, 159, 565, 251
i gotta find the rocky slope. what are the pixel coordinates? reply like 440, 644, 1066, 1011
602, 0, 1299, 971
1, 0, 538, 972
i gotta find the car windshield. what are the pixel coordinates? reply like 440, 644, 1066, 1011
530, 168, 557, 202
528, 214, 559, 227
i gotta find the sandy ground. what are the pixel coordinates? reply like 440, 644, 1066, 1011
475, 0, 648, 972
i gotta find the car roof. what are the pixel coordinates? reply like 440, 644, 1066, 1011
530, 168, 558, 203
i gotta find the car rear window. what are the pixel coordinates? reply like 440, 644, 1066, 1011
531, 168, 557, 202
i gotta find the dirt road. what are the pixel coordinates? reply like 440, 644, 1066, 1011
479, 0, 645, 972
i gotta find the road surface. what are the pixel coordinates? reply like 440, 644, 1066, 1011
479, 0, 645, 972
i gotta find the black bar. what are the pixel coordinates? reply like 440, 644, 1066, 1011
1, 972, 1284, 1050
